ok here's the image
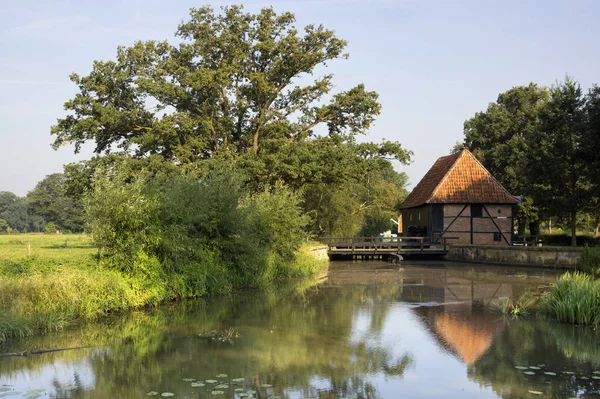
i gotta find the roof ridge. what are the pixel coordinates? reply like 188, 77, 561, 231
464, 150, 518, 202
426, 150, 465, 204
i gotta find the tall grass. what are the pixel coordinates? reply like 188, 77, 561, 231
575, 247, 600, 276
542, 272, 600, 325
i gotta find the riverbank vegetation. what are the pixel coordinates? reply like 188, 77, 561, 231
543, 272, 600, 326
1, 6, 411, 342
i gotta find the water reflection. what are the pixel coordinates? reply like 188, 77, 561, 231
1, 261, 600, 399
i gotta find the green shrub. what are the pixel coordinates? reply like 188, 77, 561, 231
86, 165, 317, 295
576, 247, 600, 276
44, 222, 58, 234
543, 272, 600, 325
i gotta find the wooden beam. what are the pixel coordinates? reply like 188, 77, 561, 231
483, 205, 510, 245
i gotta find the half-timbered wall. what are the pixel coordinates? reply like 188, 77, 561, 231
442, 204, 513, 246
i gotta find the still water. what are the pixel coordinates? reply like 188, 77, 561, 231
1, 261, 600, 399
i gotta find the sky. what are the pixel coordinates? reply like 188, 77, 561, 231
1, 0, 599, 196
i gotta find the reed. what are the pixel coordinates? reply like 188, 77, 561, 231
542, 272, 600, 325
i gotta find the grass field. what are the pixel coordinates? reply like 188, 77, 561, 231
0, 233, 97, 262
0, 234, 327, 344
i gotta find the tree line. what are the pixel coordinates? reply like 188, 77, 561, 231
456, 77, 600, 246
0, 174, 84, 234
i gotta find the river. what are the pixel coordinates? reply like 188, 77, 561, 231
1, 260, 600, 398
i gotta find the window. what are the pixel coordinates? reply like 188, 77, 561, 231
494, 232, 502, 241
471, 204, 483, 218
418, 212, 421, 221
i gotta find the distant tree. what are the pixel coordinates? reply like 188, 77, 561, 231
0, 191, 18, 215
0, 218, 8, 233
462, 83, 549, 235
449, 141, 464, 155
1, 197, 29, 232
526, 77, 588, 246
27, 173, 85, 232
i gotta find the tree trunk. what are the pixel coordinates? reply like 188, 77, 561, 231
529, 220, 540, 236
594, 223, 599, 238
252, 131, 259, 153
570, 210, 577, 247
517, 219, 526, 237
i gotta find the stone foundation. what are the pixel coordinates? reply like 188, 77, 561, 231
445, 245, 582, 268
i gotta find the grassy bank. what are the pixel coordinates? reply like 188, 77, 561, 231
0, 234, 327, 344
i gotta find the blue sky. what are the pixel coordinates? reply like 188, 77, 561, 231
1, 0, 599, 196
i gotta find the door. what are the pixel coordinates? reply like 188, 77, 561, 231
431, 205, 444, 236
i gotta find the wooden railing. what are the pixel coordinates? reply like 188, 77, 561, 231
320, 236, 452, 254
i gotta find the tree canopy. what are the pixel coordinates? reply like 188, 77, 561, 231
51, 5, 408, 165
460, 77, 600, 245
51, 5, 412, 237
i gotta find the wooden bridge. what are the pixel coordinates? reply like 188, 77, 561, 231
321, 236, 451, 260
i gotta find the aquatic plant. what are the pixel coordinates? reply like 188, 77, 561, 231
493, 291, 539, 317
542, 272, 600, 325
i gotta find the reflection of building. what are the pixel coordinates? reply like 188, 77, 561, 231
399, 149, 519, 245
415, 307, 505, 366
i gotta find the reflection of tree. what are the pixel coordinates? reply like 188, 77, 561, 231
468, 320, 600, 399
0, 283, 412, 399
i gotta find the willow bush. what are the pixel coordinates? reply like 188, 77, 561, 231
87, 166, 316, 297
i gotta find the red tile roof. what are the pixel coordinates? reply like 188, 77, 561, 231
400, 149, 519, 209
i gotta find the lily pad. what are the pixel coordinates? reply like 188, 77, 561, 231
211, 390, 225, 395
238, 394, 248, 398
246, 390, 256, 395
581, 377, 589, 380
544, 372, 557, 376
216, 374, 228, 378
63, 385, 78, 391
563, 371, 574, 375
515, 366, 528, 370
161, 393, 175, 397
592, 376, 600, 380
191, 382, 205, 387
215, 384, 229, 389
183, 378, 195, 382
146, 393, 159, 396
524, 371, 535, 375
528, 391, 543, 395
259, 384, 272, 388
593, 371, 600, 374
235, 388, 245, 392
232, 378, 245, 383
206, 380, 218, 384
529, 366, 541, 370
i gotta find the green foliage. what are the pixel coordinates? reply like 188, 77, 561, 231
463, 83, 549, 233
462, 77, 600, 245
50, 6, 412, 238
51, 5, 392, 160
27, 173, 85, 233
543, 272, 600, 325
86, 164, 322, 295
0, 218, 8, 233
576, 247, 600, 276
43, 222, 57, 234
